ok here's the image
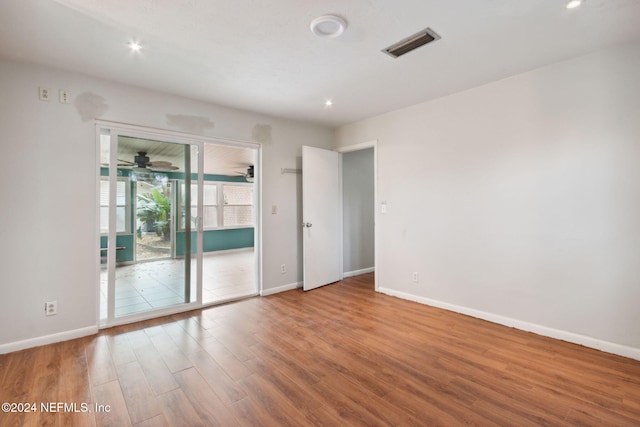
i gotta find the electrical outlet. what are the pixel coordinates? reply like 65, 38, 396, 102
280, 264, 286, 274
412, 272, 419, 283
45, 301, 57, 316
39, 87, 51, 101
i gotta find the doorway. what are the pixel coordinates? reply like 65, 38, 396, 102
98, 123, 260, 326
135, 180, 173, 262
302, 141, 377, 291
341, 147, 375, 278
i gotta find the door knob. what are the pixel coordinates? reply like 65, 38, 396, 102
303, 222, 312, 228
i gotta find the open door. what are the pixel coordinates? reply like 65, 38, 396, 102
302, 146, 342, 291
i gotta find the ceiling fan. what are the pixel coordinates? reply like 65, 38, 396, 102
234, 165, 254, 182
117, 151, 179, 171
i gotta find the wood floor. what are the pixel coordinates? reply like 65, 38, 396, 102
1, 273, 640, 426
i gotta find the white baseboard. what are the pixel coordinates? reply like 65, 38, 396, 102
343, 267, 375, 278
379, 287, 640, 362
0, 326, 98, 355
261, 281, 302, 296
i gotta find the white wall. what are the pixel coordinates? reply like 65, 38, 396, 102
0, 59, 332, 352
342, 148, 375, 274
335, 40, 640, 357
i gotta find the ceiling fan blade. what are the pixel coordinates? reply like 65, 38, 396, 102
148, 160, 173, 167
150, 165, 179, 171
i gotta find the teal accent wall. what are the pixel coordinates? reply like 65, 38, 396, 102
100, 235, 135, 263
100, 167, 250, 183
176, 228, 254, 256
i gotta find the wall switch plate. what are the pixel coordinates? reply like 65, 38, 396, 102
381, 201, 387, 214
45, 301, 57, 316
272, 205, 277, 214
59, 90, 71, 104
39, 87, 51, 101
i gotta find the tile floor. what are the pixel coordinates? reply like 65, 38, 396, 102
100, 248, 256, 319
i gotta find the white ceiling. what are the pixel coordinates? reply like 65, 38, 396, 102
1, 0, 640, 128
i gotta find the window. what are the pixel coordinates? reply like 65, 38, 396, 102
202, 183, 219, 228
181, 182, 218, 229
223, 184, 254, 227
99, 177, 129, 233
179, 181, 254, 230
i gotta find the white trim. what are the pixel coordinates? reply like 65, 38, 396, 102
0, 326, 98, 355
95, 128, 104, 327
261, 281, 302, 296
255, 144, 263, 298
335, 140, 377, 153
100, 302, 202, 328
95, 119, 259, 150
343, 267, 375, 278
379, 287, 640, 362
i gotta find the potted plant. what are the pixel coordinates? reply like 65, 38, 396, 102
137, 188, 171, 240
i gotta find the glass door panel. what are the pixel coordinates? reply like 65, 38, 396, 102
101, 131, 202, 323
200, 142, 258, 304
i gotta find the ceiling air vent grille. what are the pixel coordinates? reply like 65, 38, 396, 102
383, 27, 441, 58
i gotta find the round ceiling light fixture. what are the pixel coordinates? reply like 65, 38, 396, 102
566, 0, 583, 9
128, 41, 142, 52
310, 15, 347, 38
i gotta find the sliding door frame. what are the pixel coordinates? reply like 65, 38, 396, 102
95, 120, 261, 328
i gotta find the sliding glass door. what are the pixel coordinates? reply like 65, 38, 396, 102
98, 123, 260, 327
100, 128, 203, 325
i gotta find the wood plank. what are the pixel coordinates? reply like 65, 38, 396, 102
105, 332, 137, 367
92, 380, 132, 427
231, 396, 285, 427
58, 338, 95, 427
30, 343, 63, 427
115, 361, 162, 424
0, 348, 40, 427
147, 332, 193, 373
243, 357, 323, 416
172, 368, 239, 426
1, 272, 640, 426
184, 350, 246, 405
236, 374, 313, 427
132, 414, 169, 427
199, 339, 252, 381
136, 355, 179, 396
86, 336, 118, 386
155, 389, 204, 427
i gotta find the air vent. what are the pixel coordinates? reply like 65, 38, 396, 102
382, 27, 441, 58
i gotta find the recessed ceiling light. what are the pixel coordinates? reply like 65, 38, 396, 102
310, 15, 347, 38
325, 99, 333, 107
566, 0, 583, 9
128, 41, 142, 52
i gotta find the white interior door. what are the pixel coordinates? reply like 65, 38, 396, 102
302, 146, 342, 291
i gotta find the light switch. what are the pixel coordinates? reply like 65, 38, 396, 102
381, 201, 387, 214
